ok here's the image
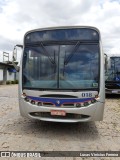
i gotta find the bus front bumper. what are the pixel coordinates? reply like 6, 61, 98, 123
105, 88, 120, 94
19, 99, 105, 122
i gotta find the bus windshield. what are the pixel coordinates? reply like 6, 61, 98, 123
22, 42, 99, 90
106, 57, 120, 81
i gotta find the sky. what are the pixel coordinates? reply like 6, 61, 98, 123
0, 0, 120, 62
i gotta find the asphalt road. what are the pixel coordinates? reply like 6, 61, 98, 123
0, 85, 120, 160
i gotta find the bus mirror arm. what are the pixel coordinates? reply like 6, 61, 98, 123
12, 44, 23, 72
12, 60, 20, 72
16, 44, 23, 48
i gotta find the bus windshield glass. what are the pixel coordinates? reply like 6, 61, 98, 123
22, 42, 99, 90
106, 57, 120, 81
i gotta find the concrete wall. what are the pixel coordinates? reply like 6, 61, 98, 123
0, 69, 18, 81
7, 71, 15, 81
0, 69, 3, 80
0, 62, 19, 85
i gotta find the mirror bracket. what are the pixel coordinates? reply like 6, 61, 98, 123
12, 44, 23, 72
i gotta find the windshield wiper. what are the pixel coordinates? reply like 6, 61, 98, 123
64, 41, 81, 65
40, 42, 56, 65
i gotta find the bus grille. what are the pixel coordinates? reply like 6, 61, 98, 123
42, 102, 54, 107
29, 112, 90, 120
42, 103, 75, 108
62, 103, 75, 107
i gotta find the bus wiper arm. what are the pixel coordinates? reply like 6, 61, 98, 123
64, 41, 81, 65
40, 42, 56, 65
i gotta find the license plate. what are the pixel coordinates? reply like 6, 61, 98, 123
112, 90, 118, 93
50, 110, 66, 116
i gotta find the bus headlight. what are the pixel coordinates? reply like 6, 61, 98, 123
76, 103, 81, 107
91, 99, 96, 103
84, 102, 89, 106
37, 102, 42, 106
25, 97, 29, 102
22, 92, 26, 98
95, 95, 99, 98
31, 100, 35, 105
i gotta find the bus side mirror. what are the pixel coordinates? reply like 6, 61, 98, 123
105, 57, 107, 71
13, 47, 17, 61
104, 53, 108, 71
12, 44, 23, 72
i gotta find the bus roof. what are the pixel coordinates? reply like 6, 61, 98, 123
25, 26, 100, 35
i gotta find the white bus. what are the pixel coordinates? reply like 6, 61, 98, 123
13, 26, 105, 122
105, 55, 120, 94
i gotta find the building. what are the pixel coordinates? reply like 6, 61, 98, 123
0, 62, 18, 85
